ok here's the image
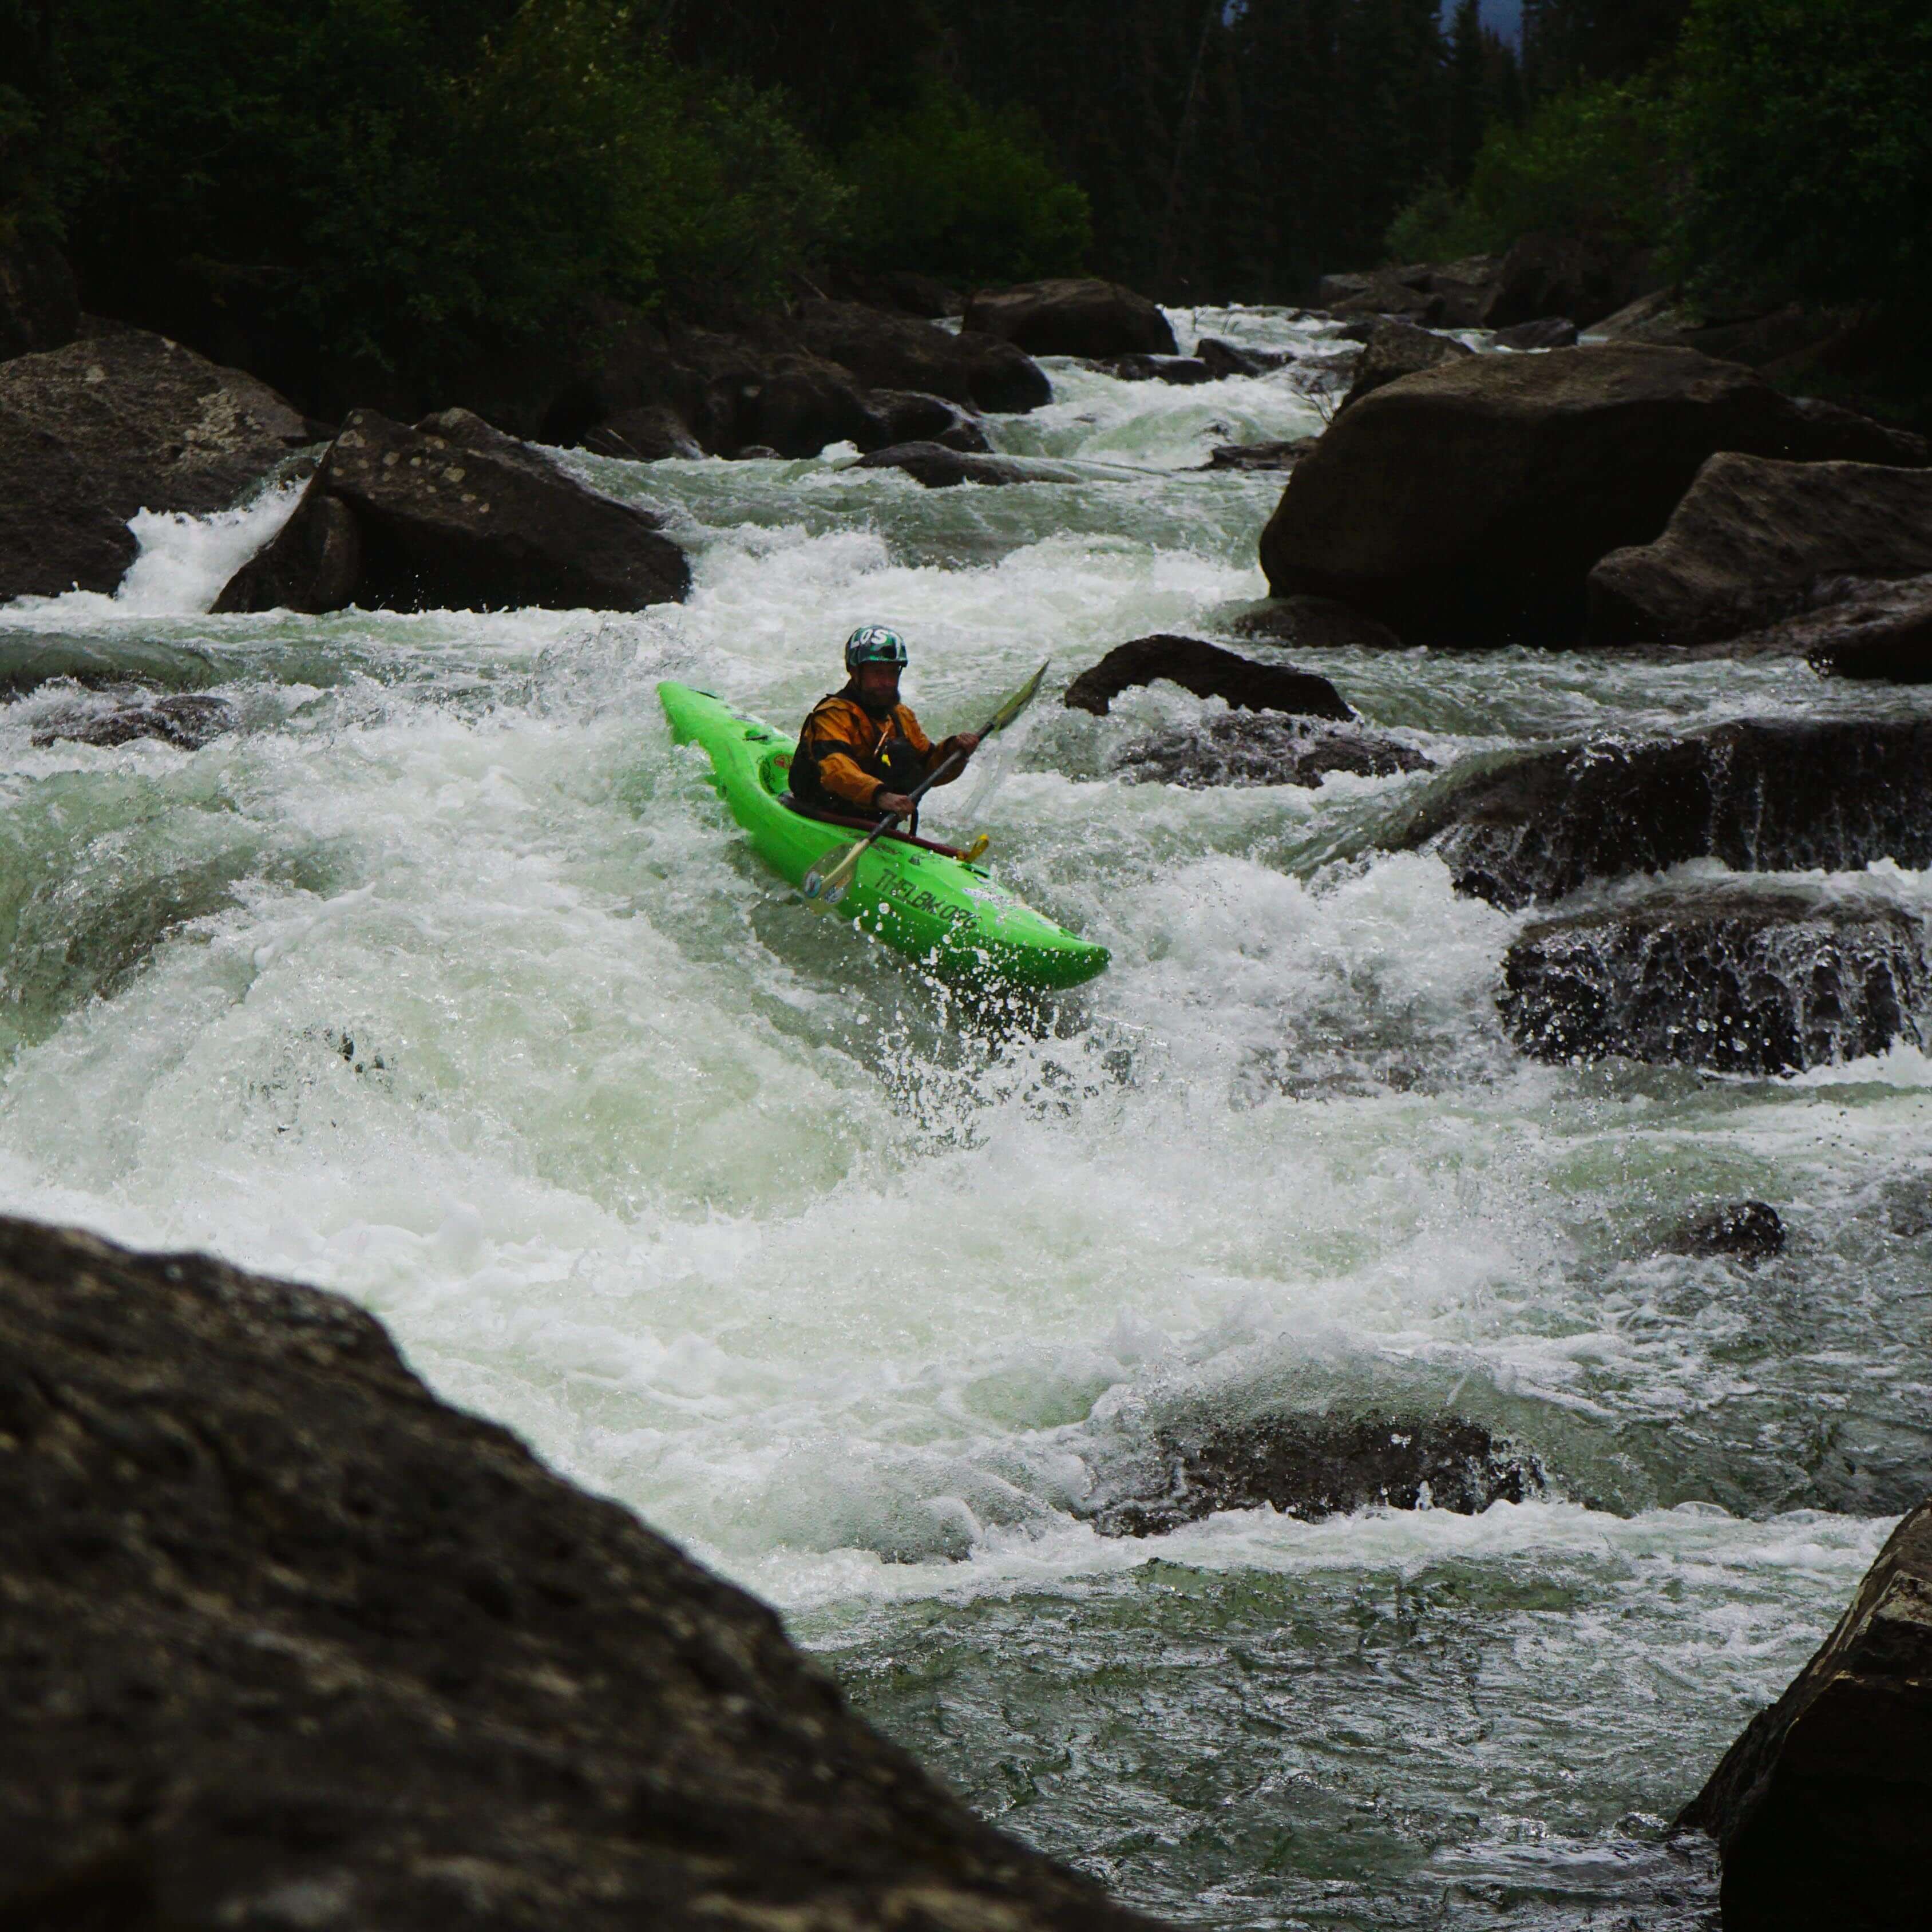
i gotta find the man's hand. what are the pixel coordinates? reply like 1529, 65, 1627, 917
955, 732, 981, 755
875, 791, 916, 817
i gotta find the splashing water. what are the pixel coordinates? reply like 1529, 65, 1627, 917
2, 308, 1927, 1927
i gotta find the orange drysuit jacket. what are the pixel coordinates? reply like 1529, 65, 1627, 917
791, 688, 964, 813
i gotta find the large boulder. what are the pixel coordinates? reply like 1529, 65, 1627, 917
794, 299, 1050, 414
0, 234, 80, 358
1337, 318, 1473, 411
1313, 268, 1443, 326
1417, 254, 1505, 329
1480, 231, 1657, 331
1259, 345, 1923, 644
1063, 635, 1356, 719
215, 409, 688, 613
1677, 1498, 1932, 1929
1398, 719, 1932, 909
0, 327, 314, 603
1498, 888, 1930, 1074
1080, 1410, 1543, 1539
1807, 576, 1932, 682
963, 278, 1176, 359
735, 351, 884, 458
0, 1215, 1162, 1932
867, 390, 991, 453
1587, 456, 1932, 646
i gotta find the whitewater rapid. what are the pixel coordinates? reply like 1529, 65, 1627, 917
3, 304, 1927, 1926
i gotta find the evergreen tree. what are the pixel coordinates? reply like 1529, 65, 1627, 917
1447, 0, 1487, 188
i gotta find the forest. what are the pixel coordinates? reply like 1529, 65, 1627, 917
1, 0, 1926, 394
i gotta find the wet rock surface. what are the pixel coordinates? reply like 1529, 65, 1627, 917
1194, 337, 1291, 379
1804, 576, 1932, 682
1064, 635, 1355, 719
1229, 594, 1404, 650
1398, 719, 1932, 909
1259, 345, 1920, 644
1662, 1201, 1787, 1264
963, 278, 1177, 359
1113, 712, 1431, 789
216, 409, 688, 614
29, 692, 237, 750
1589, 456, 1932, 646
849, 441, 1039, 488
1498, 889, 1929, 1074
0, 327, 314, 602
1337, 318, 1472, 411
1082, 1412, 1545, 1538
1494, 316, 1579, 350
866, 389, 992, 453
797, 299, 1051, 415
0, 1216, 1163, 1932
1678, 1499, 1932, 1931
1088, 354, 1212, 385
578, 403, 704, 462
1200, 438, 1318, 473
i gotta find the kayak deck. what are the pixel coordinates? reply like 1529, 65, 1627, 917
658, 681, 1108, 989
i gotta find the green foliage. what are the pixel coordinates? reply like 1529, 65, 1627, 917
836, 87, 1090, 285
1674, 0, 1932, 308
39, 0, 844, 383
1387, 77, 1672, 261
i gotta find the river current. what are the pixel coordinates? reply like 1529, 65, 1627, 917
3, 307, 1929, 1927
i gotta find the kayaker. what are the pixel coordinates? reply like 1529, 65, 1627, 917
790, 626, 980, 826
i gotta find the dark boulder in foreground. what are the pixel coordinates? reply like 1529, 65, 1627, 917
1499, 889, 1929, 1074
795, 299, 1051, 414
1678, 1498, 1932, 1930
0, 234, 80, 358
0, 327, 314, 603
1112, 712, 1431, 789
1260, 345, 1923, 644
1082, 1411, 1543, 1538
1399, 719, 1932, 909
848, 441, 1040, 488
216, 409, 688, 613
1662, 1201, 1787, 1264
29, 691, 237, 750
964, 278, 1177, 359
1588, 456, 1932, 646
1337, 318, 1472, 411
1064, 635, 1356, 719
0, 1216, 1163, 1932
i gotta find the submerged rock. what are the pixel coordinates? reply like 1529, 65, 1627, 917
1083, 1411, 1544, 1538
963, 278, 1177, 359
0, 1215, 1162, 1932
1194, 337, 1291, 379
29, 692, 237, 750
1398, 719, 1932, 909
1229, 595, 1404, 650
1201, 438, 1319, 473
848, 441, 1039, 488
1589, 456, 1932, 646
1662, 1201, 1787, 1263
1259, 345, 1921, 644
1112, 712, 1431, 789
0, 327, 314, 603
1064, 635, 1355, 719
1677, 1498, 1932, 1930
215, 408, 688, 613
1337, 318, 1472, 411
1499, 889, 1929, 1074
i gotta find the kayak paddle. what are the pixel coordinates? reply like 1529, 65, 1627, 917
802, 660, 1049, 908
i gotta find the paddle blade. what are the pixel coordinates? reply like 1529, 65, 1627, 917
802, 839, 865, 905
982, 659, 1050, 737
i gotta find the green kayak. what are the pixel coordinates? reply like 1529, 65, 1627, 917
658, 682, 1108, 989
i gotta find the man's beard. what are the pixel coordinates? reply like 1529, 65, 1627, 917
850, 680, 897, 719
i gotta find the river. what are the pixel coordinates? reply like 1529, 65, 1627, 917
2, 306, 1926, 1927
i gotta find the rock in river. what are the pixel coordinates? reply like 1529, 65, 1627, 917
1587, 455, 1932, 646
794, 299, 1051, 414
0, 1214, 1163, 1932
216, 409, 689, 613
1498, 888, 1930, 1074
1111, 712, 1431, 789
963, 278, 1177, 359
1398, 719, 1932, 909
1806, 576, 1932, 682
1661, 1200, 1787, 1264
29, 691, 237, 750
1082, 1410, 1544, 1538
0, 326, 314, 603
1259, 345, 1923, 644
1337, 318, 1472, 411
1064, 635, 1356, 719
1678, 1497, 1932, 1930
848, 441, 1040, 488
